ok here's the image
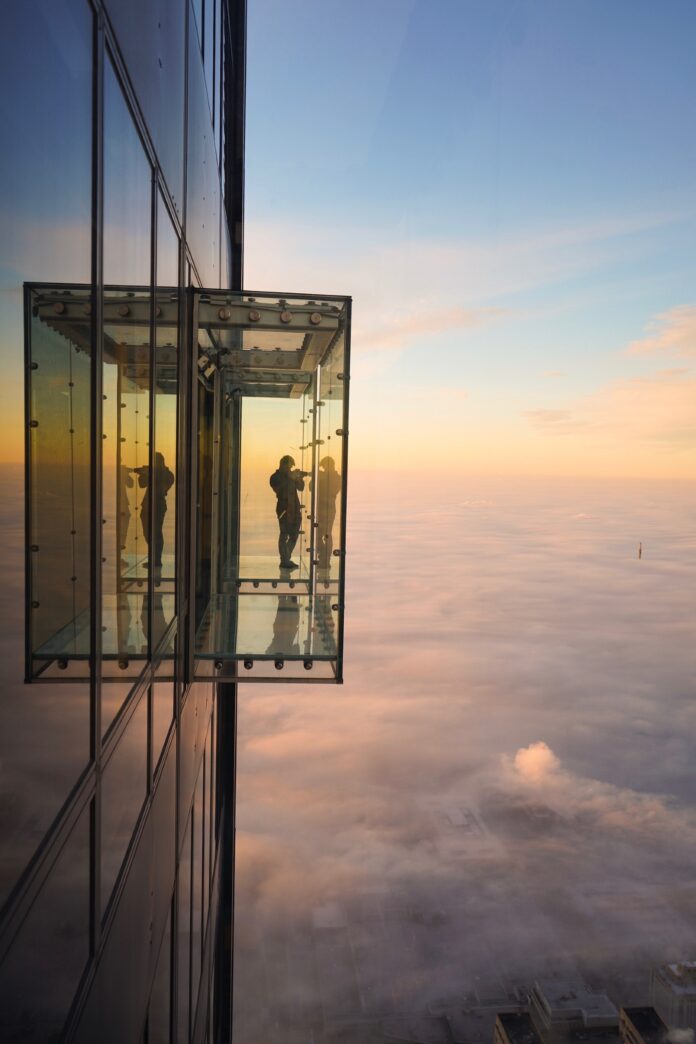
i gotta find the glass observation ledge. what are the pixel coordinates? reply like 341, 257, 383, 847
25, 284, 351, 684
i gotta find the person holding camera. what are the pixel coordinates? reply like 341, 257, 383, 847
269, 454, 307, 571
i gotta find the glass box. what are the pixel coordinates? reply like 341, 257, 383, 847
191, 291, 350, 683
24, 285, 351, 684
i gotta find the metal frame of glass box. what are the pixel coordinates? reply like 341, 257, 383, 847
24, 283, 351, 685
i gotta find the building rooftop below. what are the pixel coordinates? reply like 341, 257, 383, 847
654, 963, 696, 994
533, 981, 619, 1028
497, 1011, 544, 1044
620, 1007, 668, 1044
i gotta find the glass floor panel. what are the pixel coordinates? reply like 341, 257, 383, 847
33, 593, 175, 660
195, 593, 338, 661
120, 551, 175, 587
223, 554, 311, 584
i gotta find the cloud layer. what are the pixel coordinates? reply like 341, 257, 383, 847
232, 474, 696, 1040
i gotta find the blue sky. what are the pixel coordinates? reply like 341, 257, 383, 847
245, 0, 696, 477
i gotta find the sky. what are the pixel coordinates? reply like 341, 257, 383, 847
245, 0, 696, 479
232, 6, 696, 1037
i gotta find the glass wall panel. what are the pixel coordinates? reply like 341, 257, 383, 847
191, 755, 205, 1003
239, 393, 313, 580
195, 381, 216, 634
202, 742, 210, 927
27, 289, 91, 676
152, 192, 180, 649
102, 56, 153, 703
148, 903, 172, 1044
105, 0, 186, 218
191, 0, 203, 48
152, 678, 174, 770
315, 330, 346, 591
212, 0, 221, 158
0, 0, 92, 904
101, 691, 148, 916
186, 25, 220, 286
204, 0, 216, 119
0, 803, 90, 1041
177, 812, 192, 1044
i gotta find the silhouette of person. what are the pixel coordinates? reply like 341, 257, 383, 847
269, 454, 305, 570
135, 452, 175, 572
311, 456, 341, 570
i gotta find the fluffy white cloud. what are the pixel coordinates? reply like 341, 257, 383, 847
512, 741, 561, 782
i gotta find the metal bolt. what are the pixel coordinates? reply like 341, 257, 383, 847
118, 304, 130, 317
218, 307, 230, 320
303, 660, 313, 670
53, 302, 65, 315
248, 309, 261, 322
280, 310, 292, 324
274, 660, 284, 671
309, 312, 322, 325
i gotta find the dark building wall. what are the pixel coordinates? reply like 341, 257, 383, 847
0, 1, 244, 1040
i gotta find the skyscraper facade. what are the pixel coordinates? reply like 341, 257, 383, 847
0, 1, 246, 1040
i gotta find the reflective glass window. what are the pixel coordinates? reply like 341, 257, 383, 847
0, 0, 92, 904
152, 192, 180, 650
204, 0, 216, 119
191, 0, 203, 48
0, 803, 90, 1041
101, 691, 148, 916
203, 742, 210, 927
191, 756, 205, 1002
177, 811, 192, 1043
148, 902, 172, 1044
152, 678, 174, 771
186, 26, 220, 286
102, 56, 153, 705
212, 0, 221, 154
105, 0, 185, 217
27, 291, 91, 678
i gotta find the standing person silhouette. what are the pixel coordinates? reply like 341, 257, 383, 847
135, 452, 175, 574
311, 456, 341, 570
269, 454, 306, 571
